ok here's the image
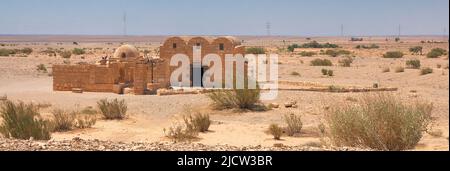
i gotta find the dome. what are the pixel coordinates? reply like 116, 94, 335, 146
113, 44, 140, 61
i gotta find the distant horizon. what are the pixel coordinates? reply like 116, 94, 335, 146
1, 0, 449, 36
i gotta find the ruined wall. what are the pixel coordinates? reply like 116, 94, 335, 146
158, 36, 246, 88
53, 64, 117, 92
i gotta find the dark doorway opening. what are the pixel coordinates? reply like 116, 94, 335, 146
190, 64, 208, 87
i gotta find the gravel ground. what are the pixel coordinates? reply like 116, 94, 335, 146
0, 138, 368, 151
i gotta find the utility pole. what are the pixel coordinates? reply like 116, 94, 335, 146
398, 24, 401, 39
266, 22, 271, 36
123, 11, 127, 36
341, 24, 344, 37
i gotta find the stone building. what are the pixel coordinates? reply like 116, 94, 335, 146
52, 36, 246, 95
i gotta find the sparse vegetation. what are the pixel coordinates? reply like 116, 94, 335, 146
206, 83, 261, 110
338, 57, 353, 67
420, 67, 433, 75
325, 93, 433, 151
97, 98, 127, 119
382, 67, 390, 73
406, 59, 421, 69
310, 59, 333, 66
355, 44, 379, 49
246, 47, 266, 54
426, 48, 447, 58
325, 49, 351, 57
395, 66, 405, 73
321, 69, 334, 76
291, 71, 300, 76
183, 108, 211, 133
72, 48, 86, 55
59, 51, 72, 59
284, 114, 302, 136
0, 100, 52, 140
51, 109, 75, 132
409, 46, 423, 55
268, 124, 283, 140
36, 64, 47, 73
298, 51, 317, 57
383, 51, 404, 58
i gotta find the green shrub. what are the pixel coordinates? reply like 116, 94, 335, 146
287, 44, 300, 52
420, 67, 433, 75
246, 47, 266, 54
284, 114, 302, 136
383, 51, 404, 58
0, 100, 52, 140
406, 59, 421, 69
97, 98, 127, 119
59, 51, 72, 59
300, 41, 339, 48
311, 59, 333, 66
325, 93, 432, 151
321, 69, 334, 76
72, 48, 86, 55
268, 124, 283, 140
299, 51, 317, 57
409, 46, 423, 55
426, 48, 447, 58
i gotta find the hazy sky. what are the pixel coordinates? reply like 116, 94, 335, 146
1, 0, 448, 36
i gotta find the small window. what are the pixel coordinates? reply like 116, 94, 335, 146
173, 43, 177, 49
196, 43, 201, 46
219, 43, 224, 51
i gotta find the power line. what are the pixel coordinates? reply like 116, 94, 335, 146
123, 11, 127, 36
266, 22, 271, 36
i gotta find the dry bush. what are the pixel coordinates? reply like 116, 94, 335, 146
51, 109, 75, 132
164, 119, 198, 142
0, 100, 51, 140
310, 59, 333, 66
207, 86, 261, 110
383, 51, 404, 58
299, 51, 317, 57
59, 51, 72, 59
420, 67, 433, 75
382, 67, 390, 73
325, 93, 432, 151
74, 114, 97, 129
268, 124, 283, 140
183, 107, 211, 133
291, 71, 300, 76
406, 59, 421, 69
36, 64, 47, 73
246, 47, 266, 54
284, 114, 302, 136
321, 69, 334, 76
338, 57, 353, 67
395, 66, 405, 73
426, 48, 447, 58
97, 98, 127, 119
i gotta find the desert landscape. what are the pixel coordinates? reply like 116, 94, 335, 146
0, 35, 448, 151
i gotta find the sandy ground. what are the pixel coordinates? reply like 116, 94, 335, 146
0, 35, 448, 150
